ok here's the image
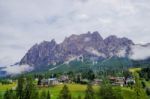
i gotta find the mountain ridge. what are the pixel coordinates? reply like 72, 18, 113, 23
1, 31, 150, 75
20, 31, 137, 67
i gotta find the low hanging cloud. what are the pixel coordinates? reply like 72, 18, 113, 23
2, 64, 34, 75
129, 44, 150, 60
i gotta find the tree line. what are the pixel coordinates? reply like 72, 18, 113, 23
2, 73, 148, 99
3, 76, 50, 99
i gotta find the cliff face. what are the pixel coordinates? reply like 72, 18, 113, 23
20, 31, 134, 66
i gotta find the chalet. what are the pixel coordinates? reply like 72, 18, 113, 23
48, 78, 59, 85
115, 77, 125, 87
80, 79, 89, 84
125, 77, 135, 85
40, 79, 49, 86
109, 76, 125, 87
59, 75, 69, 83
92, 79, 102, 85
40, 78, 59, 87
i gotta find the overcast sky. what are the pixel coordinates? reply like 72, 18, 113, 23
0, 0, 150, 66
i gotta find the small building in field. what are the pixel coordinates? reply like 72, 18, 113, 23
115, 77, 125, 87
40, 79, 48, 87
59, 75, 69, 83
80, 79, 89, 84
40, 78, 59, 87
109, 76, 125, 87
125, 77, 135, 85
48, 78, 59, 85
92, 79, 103, 85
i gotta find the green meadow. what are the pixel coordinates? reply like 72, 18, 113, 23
0, 82, 16, 99
39, 84, 99, 99
0, 83, 142, 99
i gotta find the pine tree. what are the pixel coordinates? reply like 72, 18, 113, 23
99, 83, 115, 99
16, 76, 25, 99
58, 85, 71, 99
87, 70, 95, 81
4, 90, 11, 99
99, 79, 123, 99
84, 84, 95, 99
23, 77, 38, 99
134, 73, 148, 99
47, 90, 51, 99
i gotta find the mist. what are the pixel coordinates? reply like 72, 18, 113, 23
2, 64, 34, 75
129, 44, 150, 60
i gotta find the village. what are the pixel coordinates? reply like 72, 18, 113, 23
36, 74, 135, 87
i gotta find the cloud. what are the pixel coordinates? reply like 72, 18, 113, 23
0, 0, 150, 66
129, 45, 150, 60
2, 64, 34, 75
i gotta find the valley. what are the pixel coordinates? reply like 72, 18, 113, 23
0, 67, 150, 99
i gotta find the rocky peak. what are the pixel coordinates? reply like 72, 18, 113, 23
63, 31, 103, 43
20, 31, 135, 67
104, 35, 134, 57
92, 31, 103, 40
121, 37, 134, 45
104, 35, 134, 45
40, 39, 56, 47
104, 35, 118, 43
61, 31, 105, 51
50, 39, 56, 44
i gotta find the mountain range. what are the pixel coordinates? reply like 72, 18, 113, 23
20, 31, 134, 66
1, 31, 150, 75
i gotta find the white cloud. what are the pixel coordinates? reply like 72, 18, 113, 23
116, 48, 126, 57
130, 45, 150, 60
0, 0, 150, 66
2, 64, 34, 75
85, 47, 106, 57
84, 37, 91, 42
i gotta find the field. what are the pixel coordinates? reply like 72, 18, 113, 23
129, 68, 141, 73
0, 82, 17, 99
0, 82, 140, 99
39, 84, 99, 99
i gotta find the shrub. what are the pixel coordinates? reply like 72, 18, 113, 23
146, 87, 150, 96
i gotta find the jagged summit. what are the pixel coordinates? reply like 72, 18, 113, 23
20, 31, 135, 67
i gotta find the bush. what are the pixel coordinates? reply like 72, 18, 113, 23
58, 85, 71, 99
146, 87, 150, 95
141, 81, 146, 88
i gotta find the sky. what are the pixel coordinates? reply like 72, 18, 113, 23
0, 0, 150, 66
